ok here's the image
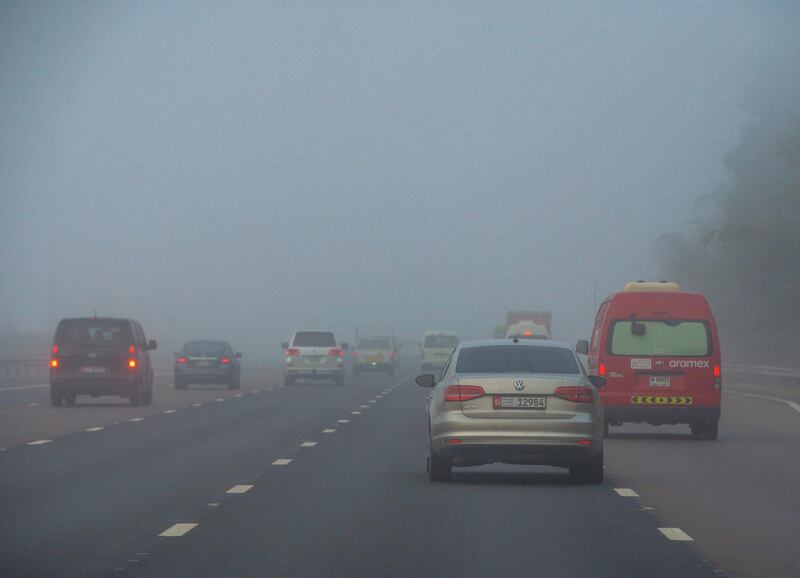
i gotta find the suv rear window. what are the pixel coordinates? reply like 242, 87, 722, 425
293, 332, 336, 347
608, 320, 712, 357
456, 345, 579, 374
56, 320, 133, 348
358, 339, 391, 349
424, 335, 458, 348
184, 341, 227, 355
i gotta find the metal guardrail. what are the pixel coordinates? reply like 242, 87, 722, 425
0, 359, 49, 385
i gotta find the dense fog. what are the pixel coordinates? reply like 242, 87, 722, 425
2, 1, 799, 361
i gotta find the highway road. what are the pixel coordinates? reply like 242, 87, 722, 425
1, 361, 798, 577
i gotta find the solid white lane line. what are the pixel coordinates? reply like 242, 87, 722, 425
301, 442, 317, 447
85, 427, 105, 432
658, 528, 694, 541
226, 485, 254, 494
351, 411, 361, 415
163, 409, 176, 414
322, 429, 336, 433
159, 523, 198, 537
27, 439, 51, 445
728, 390, 800, 414
129, 417, 144, 422
272, 459, 292, 465
614, 488, 639, 497
338, 419, 349, 423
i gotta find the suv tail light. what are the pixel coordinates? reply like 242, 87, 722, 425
444, 385, 485, 402
285, 348, 301, 357
554, 386, 594, 403
177, 356, 187, 364
220, 356, 231, 364
328, 348, 344, 357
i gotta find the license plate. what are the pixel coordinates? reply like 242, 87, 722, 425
197, 361, 211, 366
493, 396, 547, 409
649, 376, 671, 387
366, 355, 384, 363
80, 366, 107, 374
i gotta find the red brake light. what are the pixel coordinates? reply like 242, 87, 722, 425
128, 359, 137, 369
389, 351, 396, 360
523, 330, 533, 336
50, 359, 59, 368
285, 348, 301, 357
328, 348, 344, 357
177, 356, 187, 364
220, 357, 231, 364
576, 439, 593, 446
129, 345, 136, 354
52, 345, 59, 354
713, 365, 721, 377
598, 363, 607, 377
554, 386, 594, 403
444, 385, 485, 402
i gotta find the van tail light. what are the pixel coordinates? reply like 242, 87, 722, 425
220, 357, 231, 365
598, 363, 607, 377
714, 365, 721, 390
52, 345, 59, 354
554, 386, 595, 403
389, 351, 396, 360
128, 359, 138, 369
285, 348, 301, 357
328, 348, 344, 357
444, 385, 485, 402
128, 345, 136, 354
50, 358, 59, 368
177, 356, 187, 364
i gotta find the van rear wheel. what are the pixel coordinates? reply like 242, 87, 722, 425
691, 419, 719, 440
50, 388, 64, 407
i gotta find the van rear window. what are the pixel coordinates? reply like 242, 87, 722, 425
56, 320, 132, 348
456, 345, 579, 374
608, 320, 711, 357
425, 335, 458, 348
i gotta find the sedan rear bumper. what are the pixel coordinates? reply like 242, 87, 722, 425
436, 441, 599, 468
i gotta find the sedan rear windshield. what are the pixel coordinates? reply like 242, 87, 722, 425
424, 335, 458, 348
456, 345, 579, 374
56, 320, 132, 348
608, 320, 712, 357
293, 332, 337, 347
184, 341, 227, 355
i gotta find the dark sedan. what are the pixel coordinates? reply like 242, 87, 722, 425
174, 340, 241, 389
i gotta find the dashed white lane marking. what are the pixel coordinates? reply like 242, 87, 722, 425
129, 417, 144, 422
28, 439, 51, 445
235, 393, 244, 398
368, 400, 377, 404
658, 528, 694, 541
0, 383, 48, 392
163, 409, 176, 414
360, 405, 369, 409
252, 390, 262, 394
351, 411, 361, 415
27, 402, 39, 407
301, 442, 317, 447
272, 459, 293, 466
193, 403, 203, 407
338, 419, 350, 423
729, 390, 800, 414
322, 429, 336, 433
226, 485, 254, 494
215, 398, 225, 402
159, 523, 198, 537
375, 395, 383, 399
614, 488, 639, 497
266, 387, 274, 391
85, 427, 105, 432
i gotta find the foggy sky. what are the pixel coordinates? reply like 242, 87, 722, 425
2, 1, 799, 357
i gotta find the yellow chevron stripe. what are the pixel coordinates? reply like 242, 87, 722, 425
631, 396, 693, 405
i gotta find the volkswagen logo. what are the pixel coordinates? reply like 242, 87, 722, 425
514, 379, 525, 391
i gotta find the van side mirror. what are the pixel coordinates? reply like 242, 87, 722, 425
147, 340, 157, 351
588, 375, 606, 388
576, 340, 589, 355
281, 342, 290, 349
416, 374, 436, 388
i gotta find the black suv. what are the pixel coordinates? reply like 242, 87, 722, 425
49, 317, 157, 406
174, 340, 241, 389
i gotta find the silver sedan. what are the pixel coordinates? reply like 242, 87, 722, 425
416, 339, 605, 482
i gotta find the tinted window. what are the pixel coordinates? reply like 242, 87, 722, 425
56, 320, 133, 348
358, 338, 391, 349
608, 320, 711, 356
456, 345, 579, 374
424, 335, 458, 348
184, 341, 228, 355
293, 332, 336, 347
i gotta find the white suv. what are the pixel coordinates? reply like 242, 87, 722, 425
283, 330, 347, 385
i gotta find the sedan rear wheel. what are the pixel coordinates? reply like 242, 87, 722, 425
570, 451, 604, 484
428, 451, 451, 482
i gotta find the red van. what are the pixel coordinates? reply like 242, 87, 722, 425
577, 282, 721, 439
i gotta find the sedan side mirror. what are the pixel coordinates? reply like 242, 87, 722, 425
576, 340, 589, 355
147, 340, 158, 351
588, 375, 606, 388
281, 342, 290, 349
415, 374, 436, 388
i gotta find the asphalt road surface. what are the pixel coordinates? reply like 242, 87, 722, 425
1, 362, 797, 577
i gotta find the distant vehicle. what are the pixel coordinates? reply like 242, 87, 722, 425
495, 310, 553, 338
353, 336, 396, 376
421, 330, 459, 371
577, 280, 721, 439
49, 317, 157, 406
174, 340, 242, 390
417, 339, 605, 482
505, 320, 550, 340
283, 330, 347, 385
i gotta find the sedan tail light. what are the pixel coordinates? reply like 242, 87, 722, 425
285, 348, 301, 357
220, 357, 231, 364
389, 351, 396, 360
554, 386, 594, 403
177, 356, 187, 364
328, 348, 344, 357
444, 385, 485, 402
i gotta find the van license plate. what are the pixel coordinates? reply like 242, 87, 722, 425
649, 376, 671, 387
493, 396, 547, 409
81, 367, 107, 374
